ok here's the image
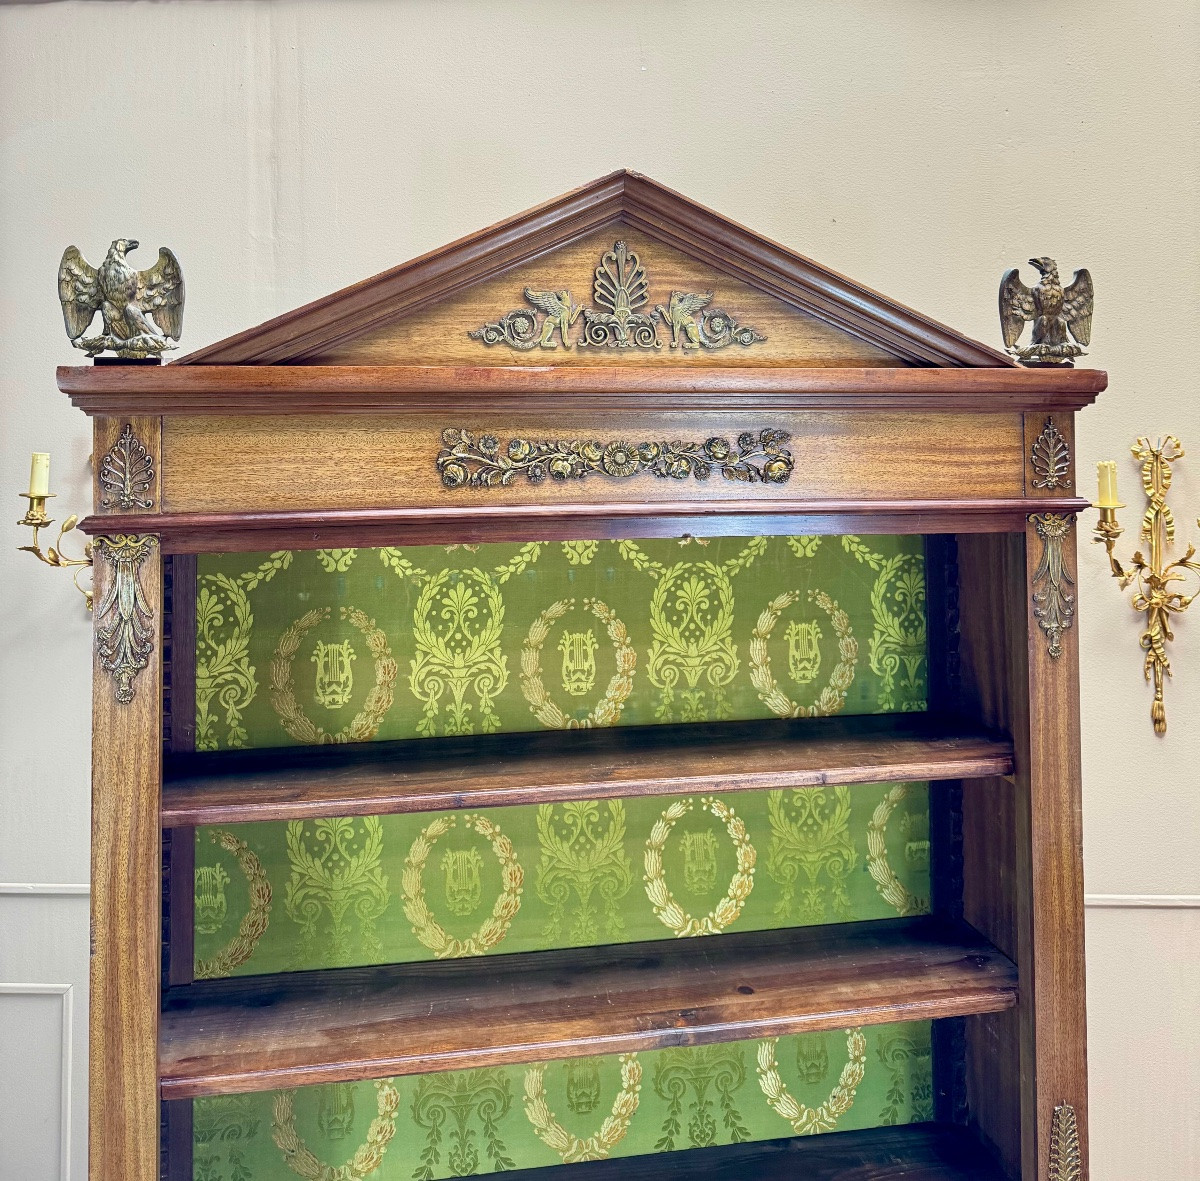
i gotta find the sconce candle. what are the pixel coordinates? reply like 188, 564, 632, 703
1095, 460, 1121, 509
28, 452, 50, 498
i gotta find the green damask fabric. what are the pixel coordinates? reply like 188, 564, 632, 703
194, 535, 928, 750
193, 781, 930, 977
193, 1021, 934, 1181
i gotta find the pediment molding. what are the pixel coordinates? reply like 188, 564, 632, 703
177, 171, 1013, 369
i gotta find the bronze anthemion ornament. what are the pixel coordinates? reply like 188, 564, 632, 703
437, 428, 794, 489
99, 424, 155, 510
58, 239, 184, 359
1030, 418, 1072, 490
1030, 513, 1076, 658
1048, 1104, 1082, 1181
470, 240, 764, 353
93, 534, 158, 703
999, 257, 1093, 366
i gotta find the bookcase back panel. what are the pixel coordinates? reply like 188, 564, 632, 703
190, 1020, 934, 1180
192, 778, 930, 977
194, 535, 927, 753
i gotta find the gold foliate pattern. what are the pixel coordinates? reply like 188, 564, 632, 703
1031, 418, 1072, 489
523, 1054, 642, 1163
272, 1079, 400, 1181
644, 796, 756, 937
437, 428, 794, 489
98, 423, 154, 509
469, 240, 764, 353
402, 813, 524, 958
765, 787, 858, 922
866, 783, 930, 917
1049, 1103, 1082, 1181
756, 1029, 867, 1135
284, 818, 389, 966
521, 598, 636, 729
195, 831, 273, 980
270, 607, 397, 743
749, 589, 858, 718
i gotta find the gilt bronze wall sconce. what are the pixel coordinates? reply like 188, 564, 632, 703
1093, 437, 1200, 734
17, 452, 93, 609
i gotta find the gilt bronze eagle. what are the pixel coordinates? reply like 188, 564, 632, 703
58, 239, 184, 358
999, 256, 1093, 366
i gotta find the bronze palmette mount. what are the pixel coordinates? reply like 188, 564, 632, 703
99, 424, 154, 510
437, 428, 794, 489
1030, 513, 1076, 658
1048, 1104, 1082, 1181
93, 534, 157, 703
469, 240, 765, 353
1031, 418, 1072, 490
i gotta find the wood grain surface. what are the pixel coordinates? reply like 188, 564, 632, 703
58, 362, 1107, 417
89, 542, 163, 1181
159, 916, 1017, 1099
162, 714, 1013, 827
77, 496, 1092, 554
170, 171, 1015, 369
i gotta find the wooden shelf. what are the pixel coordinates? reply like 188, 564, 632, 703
161, 714, 1012, 827
500, 1124, 1007, 1181
159, 916, 1016, 1099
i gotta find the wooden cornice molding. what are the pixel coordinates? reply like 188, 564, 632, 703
173, 171, 1016, 369
77, 496, 1093, 554
58, 363, 1106, 417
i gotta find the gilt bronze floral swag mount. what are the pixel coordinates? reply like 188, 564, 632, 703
436, 429, 795, 489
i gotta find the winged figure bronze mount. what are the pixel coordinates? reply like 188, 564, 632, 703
470, 240, 765, 352
58, 239, 184, 359
999, 257, 1093, 367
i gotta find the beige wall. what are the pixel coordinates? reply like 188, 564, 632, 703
1, 1, 1197, 1177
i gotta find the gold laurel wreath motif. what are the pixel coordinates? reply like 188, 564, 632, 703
520, 597, 637, 729
644, 796, 756, 937
195, 831, 273, 980
523, 1054, 643, 1163
866, 783, 929, 917
272, 1079, 400, 1181
269, 606, 398, 744
749, 589, 858, 718
402, 812, 524, 957
756, 1028, 866, 1135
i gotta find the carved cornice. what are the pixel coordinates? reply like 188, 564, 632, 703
1030, 513, 1076, 658
99, 423, 155, 510
93, 534, 158, 703
436, 428, 794, 489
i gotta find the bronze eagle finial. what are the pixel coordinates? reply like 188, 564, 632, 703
58, 239, 184, 359
999, 257, 1093, 366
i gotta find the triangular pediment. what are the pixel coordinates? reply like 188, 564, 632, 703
178, 171, 1012, 368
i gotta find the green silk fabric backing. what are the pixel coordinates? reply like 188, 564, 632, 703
193, 1021, 934, 1181
190, 536, 932, 1176
194, 535, 928, 750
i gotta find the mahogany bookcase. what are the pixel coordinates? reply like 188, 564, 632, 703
60, 172, 1105, 1181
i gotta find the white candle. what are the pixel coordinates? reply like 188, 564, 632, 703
28, 452, 50, 498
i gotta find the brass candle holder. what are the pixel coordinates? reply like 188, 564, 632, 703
1093, 436, 1200, 734
17, 458, 94, 610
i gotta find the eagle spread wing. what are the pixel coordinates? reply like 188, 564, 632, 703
58, 246, 100, 340
671, 291, 712, 317
137, 247, 185, 339
998, 268, 1036, 349
523, 287, 569, 317
1063, 268, 1093, 346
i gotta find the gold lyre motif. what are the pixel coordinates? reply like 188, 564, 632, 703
312, 639, 356, 709
1093, 436, 1200, 733
565, 1060, 603, 1116
317, 1083, 357, 1141
558, 628, 599, 697
193, 863, 230, 935
441, 846, 484, 916
784, 618, 823, 684
680, 829, 720, 895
